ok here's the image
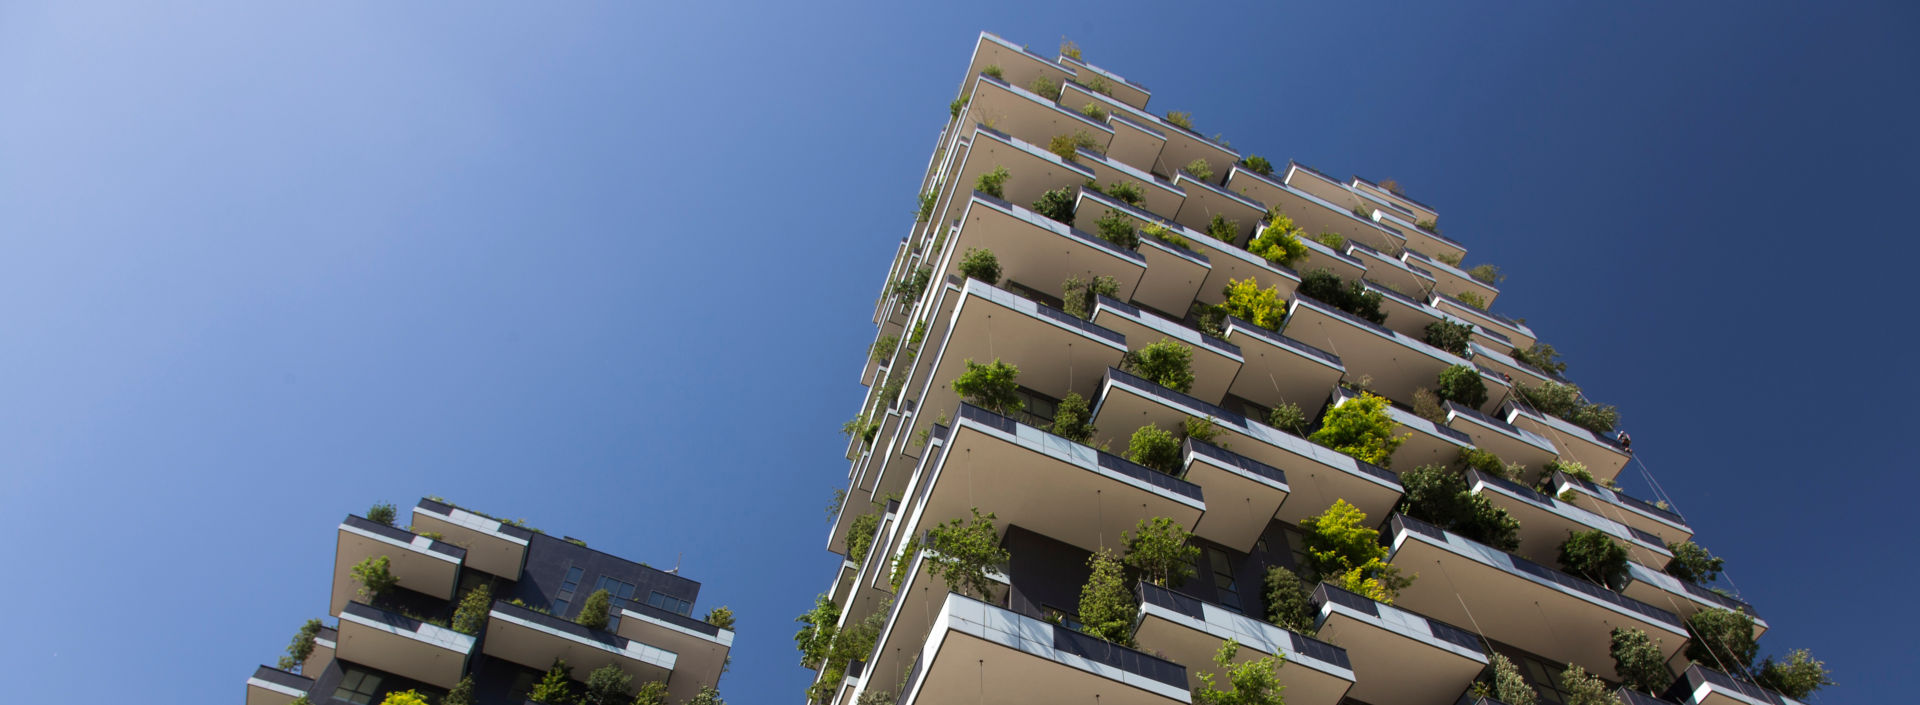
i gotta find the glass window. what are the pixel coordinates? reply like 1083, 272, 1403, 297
595, 576, 637, 600
561, 566, 583, 592
552, 598, 570, 615
1208, 548, 1242, 612
647, 591, 692, 616
333, 668, 383, 705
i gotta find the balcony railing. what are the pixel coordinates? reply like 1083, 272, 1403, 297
1052, 620, 1191, 689
1395, 515, 1682, 628
1186, 438, 1287, 486
1224, 315, 1343, 367
1096, 294, 1241, 356
1684, 664, 1800, 705
1312, 582, 1483, 653
1137, 582, 1351, 670
956, 402, 1205, 502
1554, 471, 1687, 525
614, 597, 725, 638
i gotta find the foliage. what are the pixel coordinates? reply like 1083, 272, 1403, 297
443, 676, 475, 705
1454, 291, 1487, 309
847, 512, 881, 564
917, 185, 939, 222
958, 247, 1001, 284
631, 682, 668, 705
1558, 530, 1630, 590
924, 508, 1011, 600
1268, 402, 1307, 435
842, 415, 880, 447
1424, 320, 1473, 355
1436, 365, 1488, 408
1412, 388, 1447, 423
1301, 500, 1411, 601
1033, 186, 1077, 224
1509, 343, 1566, 375
574, 589, 612, 630
890, 266, 931, 303
1185, 157, 1214, 181
952, 358, 1023, 415
1611, 627, 1673, 693
869, 335, 900, 364
981, 65, 1003, 80
1144, 222, 1189, 249
1297, 269, 1387, 324
704, 606, 736, 630
1077, 548, 1137, 645
1467, 264, 1505, 285
379, 691, 429, 705
277, 618, 324, 671
1243, 155, 1274, 176
1218, 277, 1287, 331
1122, 339, 1195, 392
1313, 231, 1345, 249
1684, 608, 1758, 673
974, 165, 1010, 199
687, 686, 726, 705
1048, 131, 1101, 162
1665, 540, 1725, 585
1263, 567, 1316, 635
367, 502, 397, 527
1194, 639, 1286, 705
1127, 424, 1182, 474
579, 664, 633, 705
529, 660, 576, 704
1558, 664, 1620, 705
1051, 391, 1097, 443
949, 96, 968, 120
451, 583, 492, 636
1206, 213, 1237, 241
1488, 652, 1539, 705
1755, 649, 1834, 699
1310, 392, 1406, 468
1125, 516, 1200, 587
1086, 75, 1112, 95
1060, 38, 1082, 60
1184, 416, 1227, 447
1248, 214, 1309, 269
1061, 275, 1120, 320
1457, 447, 1510, 479
1352, 203, 1373, 219
793, 593, 840, 669
1398, 464, 1522, 551
890, 535, 921, 590
1028, 75, 1063, 101
351, 556, 398, 601
1416, 217, 1440, 231
1106, 180, 1145, 205
1516, 381, 1619, 434
1096, 208, 1141, 250
1165, 111, 1193, 129
1079, 100, 1112, 122
1378, 179, 1404, 195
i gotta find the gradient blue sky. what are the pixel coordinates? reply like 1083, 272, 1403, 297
1, 3, 1912, 703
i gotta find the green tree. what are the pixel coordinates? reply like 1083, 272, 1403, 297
686, 686, 726, 705
1397, 464, 1520, 551
443, 676, 475, 705
1558, 664, 1620, 705
1062, 275, 1120, 320
575, 589, 612, 630
529, 659, 575, 704
1122, 339, 1196, 393
1124, 516, 1200, 587
632, 682, 669, 705
1166, 111, 1193, 129
1047, 131, 1100, 162
1664, 540, 1725, 585
1683, 608, 1758, 674
1424, 320, 1473, 355
1106, 180, 1145, 206
1301, 500, 1411, 601
792, 593, 840, 669
379, 691, 430, 705
916, 186, 938, 222
1096, 208, 1141, 250
704, 606, 736, 630
958, 248, 1000, 284
1206, 213, 1237, 241
1455, 291, 1488, 309
1611, 627, 1672, 693
580, 664, 632, 705
1755, 649, 1834, 699
367, 502, 397, 526
351, 556, 398, 601
1509, 343, 1566, 375
1033, 187, 1076, 225
1127, 424, 1182, 474
847, 511, 881, 564
1243, 155, 1274, 176
1263, 567, 1316, 635
1516, 381, 1618, 434
1077, 549, 1137, 645
451, 583, 492, 635
1028, 74, 1063, 100
277, 618, 324, 671
1297, 269, 1386, 324
1467, 264, 1505, 285
1185, 157, 1214, 180
1558, 530, 1630, 590
1217, 277, 1287, 331
1051, 391, 1096, 443
1268, 402, 1307, 436
974, 165, 1009, 199
1184, 416, 1227, 448
1248, 215, 1309, 269
1488, 652, 1538, 705
890, 266, 931, 303
1193, 640, 1285, 705
924, 508, 1011, 600
1436, 365, 1488, 408
951, 358, 1022, 415
1310, 392, 1407, 468
1412, 388, 1448, 423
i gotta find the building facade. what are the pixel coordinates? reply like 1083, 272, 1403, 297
810, 32, 1804, 705
245, 498, 732, 705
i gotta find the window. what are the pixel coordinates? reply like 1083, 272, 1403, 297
594, 576, 638, 600
1205, 547, 1242, 612
560, 566, 583, 593
333, 668, 384, 705
552, 598, 570, 614
1494, 647, 1576, 705
1041, 604, 1083, 632
646, 590, 692, 616
1280, 525, 1310, 573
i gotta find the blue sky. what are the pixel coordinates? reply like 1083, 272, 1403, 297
0, 2, 1912, 703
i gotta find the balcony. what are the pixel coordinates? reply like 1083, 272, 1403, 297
1277, 163, 1409, 254
1092, 295, 1245, 403
1295, 231, 1369, 283
1348, 243, 1434, 303
335, 602, 476, 689
962, 74, 1115, 163
1072, 190, 1210, 316
893, 591, 1191, 705
330, 515, 466, 616
616, 601, 735, 702
245, 666, 313, 705
1444, 402, 1559, 476
1224, 165, 1406, 256
1465, 469, 1673, 569
1310, 583, 1487, 705
1170, 170, 1265, 245
1502, 402, 1631, 483
409, 498, 533, 580
1432, 295, 1537, 350
484, 600, 675, 687
1059, 81, 1237, 188
944, 126, 1099, 223
1181, 439, 1290, 553
864, 548, 1014, 702
944, 193, 1149, 310
1387, 514, 1688, 683
1403, 247, 1499, 307
1327, 386, 1471, 471
1072, 147, 1187, 219
1349, 176, 1438, 224
961, 33, 1078, 113
1550, 470, 1693, 545
1090, 367, 1402, 524
1281, 295, 1471, 410
1675, 664, 1807, 705
1134, 582, 1354, 705
1056, 54, 1151, 110
1360, 278, 1449, 342
306, 625, 337, 677
1468, 343, 1558, 392
1220, 316, 1345, 414
1619, 562, 1769, 638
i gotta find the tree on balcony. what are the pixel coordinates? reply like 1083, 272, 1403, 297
1478, 652, 1539, 705
1267, 402, 1308, 436
1684, 608, 1758, 675
1310, 392, 1407, 468
1047, 131, 1100, 163
1398, 464, 1521, 552
582, 664, 633, 705
1262, 567, 1316, 635
974, 165, 1009, 199
1105, 180, 1145, 206
1302, 500, 1412, 602
808, 599, 891, 703
1424, 320, 1473, 356
1193, 639, 1285, 705
1243, 155, 1274, 176
1610, 627, 1673, 694
792, 593, 840, 669
1664, 540, 1725, 585
1184, 416, 1228, 449
575, 589, 612, 630
1298, 269, 1387, 325
951, 358, 1023, 415
1248, 214, 1309, 269
1436, 364, 1488, 408
917, 184, 939, 222
366, 502, 397, 527
846, 511, 881, 564
1144, 222, 1191, 250
1028, 74, 1063, 101
1467, 264, 1506, 286
890, 266, 932, 304
1124, 516, 1201, 588
529, 659, 575, 704
378, 691, 429, 705
1509, 342, 1567, 375
1062, 274, 1120, 319
1213, 277, 1287, 331
350, 555, 397, 601
687, 686, 726, 705
1050, 391, 1097, 443
276, 618, 323, 671
631, 682, 669, 705
1557, 530, 1630, 590
1556, 664, 1619, 705
1095, 208, 1141, 250
1205, 213, 1236, 241
1515, 380, 1619, 434
1033, 187, 1077, 225
1756, 649, 1835, 699
1122, 339, 1196, 393
442, 676, 475, 705
1077, 548, 1136, 646
1413, 388, 1448, 424
958, 248, 1001, 285
1458, 446, 1521, 481
451, 584, 491, 635
1127, 424, 1181, 473
925, 508, 1011, 600
704, 606, 736, 630
1454, 291, 1488, 309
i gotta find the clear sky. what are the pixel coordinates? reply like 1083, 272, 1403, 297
0, 2, 1912, 703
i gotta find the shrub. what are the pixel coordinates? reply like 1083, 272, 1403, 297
1457, 446, 1509, 479
582, 664, 633, 705
890, 535, 920, 590
1127, 424, 1182, 474
1454, 291, 1487, 309
380, 691, 430, 705
792, 593, 840, 669
1416, 217, 1439, 231
1060, 38, 1082, 60
1467, 264, 1505, 285
687, 686, 725, 705
1248, 215, 1309, 269
1218, 277, 1287, 331
952, 358, 1022, 415
529, 660, 575, 704
1165, 111, 1193, 129
1086, 76, 1112, 95
1268, 402, 1307, 435
1080, 102, 1108, 122
1033, 187, 1076, 225
277, 619, 324, 671
1665, 540, 1725, 585
1683, 608, 1758, 672
367, 502, 397, 527
1352, 203, 1373, 219
1412, 388, 1447, 423
1310, 392, 1406, 467
1557, 664, 1618, 705
631, 682, 669, 705
1516, 381, 1618, 434
1194, 640, 1285, 705
1755, 649, 1834, 699
1436, 365, 1488, 408
1243, 155, 1274, 176
1488, 652, 1539, 705
1397, 464, 1521, 551
1611, 627, 1673, 694
1558, 530, 1629, 590
1077, 549, 1136, 645
575, 589, 611, 630
1263, 567, 1316, 635
890, 266, 931, 303
1144, 222, 1189, 249
1028, 75, 1063, 100
1509, 343, 1567, 375
1105, 180, 1144, 205
949, 96, 968, 120
847, 512, 881, 563
1313, 232, 1346, 249
869, 335, 899, 364
1061, 275, 1119, 319
916, 187, 938, 222
443, 676, 476, 705
451, 584, 492, 635
1183, 416, 1227, 447
1301, 500, 1411, 601
1122, 339, 1195, 392
1424, 320, 1473, 355
1184, 157, 1214, 180
1202, 214, 1236, 242
1051, 391, 1096, 442
974, 165, 1010, 199
924, 508, 1011, 600
981, 65, 1003, 80
958, 248, 1001, 284
351, 556, 398, 601
1047, 131, 1101, 162
1095, 209, 1140, 250
1125, 516, 1200, 587
1297, 268, 1387, 324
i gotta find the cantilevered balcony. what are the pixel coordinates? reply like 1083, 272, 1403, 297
1059, 81, 1237, 188
1502, 402, 1631, 483
1073, 147, 1187, 218
1092, 295, 1244, 402
1387, 514, 1688, 682
1327, 386, 1471, 472
1072, 189, 1210, 317
1549, 470, 1692, 545
1404, 248, 1499, 307
1181, 439, 1290, 552
1090, 367, 1402, 524
484, 600, 675, 687
1170, 170, 1265, 245
944, 193, 1149, 307
961, 74, 1115, 164
1381, 221, 1466, 271
1350, 176, 1439, 227
1134, 582, 1354, 705
1445, 402, 1559, 475
1349, 243, 1434, 301
1675, 664, 1807, 705
1468, 343, 1558, 393
960, 33, 1077, 113
330, 515, 466, 616
1225, 165, 1406, 256
1220, 316, 1345, 414
616, 601, 735, 702
1619, 562, 1769, 638
1057, 54, 1151, 110
336, 602, 476, 689
1311, 583, 1487, 705
246, 666, 313, 705
1281, 296, 1471, 410
409, 498, 532, 580
1433, 295, 1537, 350
1361, 278, 1450, 342
1278, 163, 1409, 254
943, 126, 1099, 221
1466, 469, 1673, 569
1295, 232, 1368, 283
865, 548, 1014, 703
305, 625, 337, 677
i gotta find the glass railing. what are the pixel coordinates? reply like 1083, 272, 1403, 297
1312, 583, 1482, 653
1390, 515, 1683, 629
1186, 438, 1287, 486
1225, 315, 1343, 367
1094, 294, 1241, 355
614, 597, 723, 637
1552, 471, 1687, 525
1136, 583, 1350, 670
955, 403, 1204, 502
343, 515, 468, 561
1107, 367, 1249, 425
1687, 664, 1794, 705
250, 665, 314, 693
1467, 469, 1557, 511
